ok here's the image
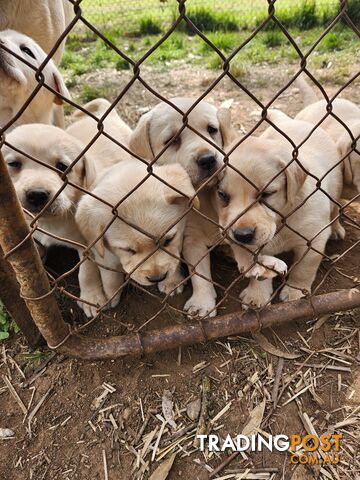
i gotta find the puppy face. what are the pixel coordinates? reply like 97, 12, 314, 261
216, 137, 306, 248
0, 29, 69, 125
76, 162, 198, 287
129, 98, 234, 188
337, 121, 360, 191
3, 124, 87, 217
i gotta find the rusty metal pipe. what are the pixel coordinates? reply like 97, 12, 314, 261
58, 288, 360, 360
0, 151, 69, 347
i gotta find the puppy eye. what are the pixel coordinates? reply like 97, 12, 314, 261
56, 161, 68, 173
124, 248, 136, 255
260, 190, 276, 200
20, 45, 36, 59
164, 135, 181, 147
217, 190, 230, 205
163, 234, 175, 247
208, 125, 218, 135
8, 160, 22, 170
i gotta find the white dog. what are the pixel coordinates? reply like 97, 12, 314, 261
215, 110, 342, 308
76, 160, 198, 316
3, 124, 121, 316
295, 76, 360, 193
0, 30, 69, 129
130, 98, 236, 317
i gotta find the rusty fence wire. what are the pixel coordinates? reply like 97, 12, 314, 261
0, 0, 359, 359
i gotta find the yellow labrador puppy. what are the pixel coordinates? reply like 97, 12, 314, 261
67, 98, 133, 182
295, 77, 360, 194
3, 124, 119, 317
216, 110, 342, 308
129, 97, 230, 188
0, 30, 69, 129
76, 160, 198, 315
130, 98, 235, 317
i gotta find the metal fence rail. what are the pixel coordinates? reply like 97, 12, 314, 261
0, 0, 359, 359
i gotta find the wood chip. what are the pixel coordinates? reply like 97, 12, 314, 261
2, 375, 27, 415
162, 390, 176, 430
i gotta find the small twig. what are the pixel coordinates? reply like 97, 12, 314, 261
2, 375, 27, 415
194, 376, 211, 447
102, 449, 108, 480
272, 358, 284, 409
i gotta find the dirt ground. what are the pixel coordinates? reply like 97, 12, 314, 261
1, 62, 359, 480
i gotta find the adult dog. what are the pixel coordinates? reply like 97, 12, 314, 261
0, 30, 69, 129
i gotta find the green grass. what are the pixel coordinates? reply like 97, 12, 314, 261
139, 14, 162, 35
0, 302, 19, 341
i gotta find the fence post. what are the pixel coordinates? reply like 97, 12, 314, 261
0, 150, 70, 348
0, 248, 41, 347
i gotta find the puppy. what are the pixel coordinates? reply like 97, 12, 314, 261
295, 76, 360, 193
0, 0, 73, 65
130, 98, 235, 317
76, 161, 198, 315
215, 111, 342, 308
0, 30, 69, 129
67, 98, 133, 184
3, 124, 115, 316
129, 97, 232, 188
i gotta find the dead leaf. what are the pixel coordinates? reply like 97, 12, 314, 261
186, 398, 201, 421
149, 453, 176, 480
242, 399, 266, 436
162, 390, 176, 429
253, 332, 301, 359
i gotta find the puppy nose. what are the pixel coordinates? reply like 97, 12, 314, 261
233, 228, 256, 244
146, 272, 168, 283
197, 154, 217, 171
26, 188, 50, 207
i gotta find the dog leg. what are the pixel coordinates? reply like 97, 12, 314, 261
279, 239, 327, 302
232, 247, 287, 280
78, 258, 108, 318
240, 278, 274, 309
98, 267, 124, 309
183, 240, 217, 318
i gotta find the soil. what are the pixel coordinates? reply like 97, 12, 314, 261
0, 62, 359, 480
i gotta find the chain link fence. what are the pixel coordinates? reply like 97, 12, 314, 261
0, 0, 359, 359
80, 0, 342, 32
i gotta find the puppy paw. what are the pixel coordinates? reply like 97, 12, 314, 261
279, 285, 305, 302
158, 270, 185, 296
78, 288, 108, 318
245, 255, 287, 280
330, 222, 346, 241
240, 282, 273, 309
184, 294, 217, 318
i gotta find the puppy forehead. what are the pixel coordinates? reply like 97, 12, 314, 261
6, 124, 83, 158
153, 98, 218, 128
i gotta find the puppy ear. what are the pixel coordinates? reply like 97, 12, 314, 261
161, 164, 200, 209
82, 153, 99, 190
50, 67, 70, 106
76, 197, 106, 257
281, 158, 307, 205
217, 108, 235, 147
129, 112, 153, 159
337, 132, 354, 185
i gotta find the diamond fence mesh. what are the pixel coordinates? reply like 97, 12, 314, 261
0, 0, 359, 358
